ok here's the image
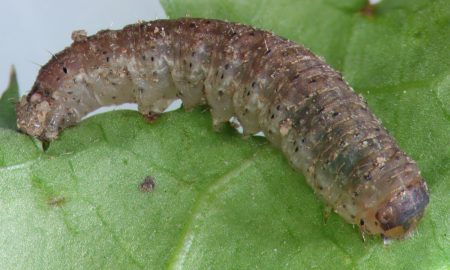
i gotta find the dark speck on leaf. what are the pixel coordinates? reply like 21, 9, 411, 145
48, 196, 65, 207
139, 176, 156, 192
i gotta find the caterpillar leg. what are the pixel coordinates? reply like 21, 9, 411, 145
142, 112, 161, 123
322, 205, 333, 224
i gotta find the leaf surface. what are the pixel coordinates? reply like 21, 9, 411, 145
0, 0, 449, 269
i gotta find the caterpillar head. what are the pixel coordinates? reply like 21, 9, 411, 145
360, 180, 429, 239
375, 181, 429, 239
16, 90, 76, 141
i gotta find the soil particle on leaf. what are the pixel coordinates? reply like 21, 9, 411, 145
48, 196, 66, 207
139, 176, 156, 192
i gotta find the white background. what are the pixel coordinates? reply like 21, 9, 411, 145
0, 0, 166, 96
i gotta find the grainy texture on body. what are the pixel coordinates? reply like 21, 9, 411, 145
16, 18, 429, 239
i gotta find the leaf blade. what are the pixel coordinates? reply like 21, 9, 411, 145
0, 66, 19, 130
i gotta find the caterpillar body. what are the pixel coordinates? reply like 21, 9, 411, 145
16, 18, 429, 239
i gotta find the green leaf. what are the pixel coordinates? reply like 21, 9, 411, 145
1, 0, 449, 269
0, 67, 19, 130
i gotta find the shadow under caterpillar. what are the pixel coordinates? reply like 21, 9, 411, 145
16, 18, 429, 240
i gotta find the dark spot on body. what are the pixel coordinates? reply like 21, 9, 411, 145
271, 114, 275, 119
112, 96, 116, 100
63, 67, 68, 74
360, 219, 365, 226
139, 176, 156, 192
225, 64, 230, 70
364, 173, 372, 181
151, 56, 154, 61
295, 147, 299, 152
252, 81, 256, 88
221, 74, 224, 79
189, 62, 192, 68
106, 57, 110, 62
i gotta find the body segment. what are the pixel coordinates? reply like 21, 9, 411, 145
16, 18, 429, 239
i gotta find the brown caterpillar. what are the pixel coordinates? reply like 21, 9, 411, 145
16, 18, 429, 239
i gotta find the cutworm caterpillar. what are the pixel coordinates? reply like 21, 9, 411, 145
16, 18, 429, 239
